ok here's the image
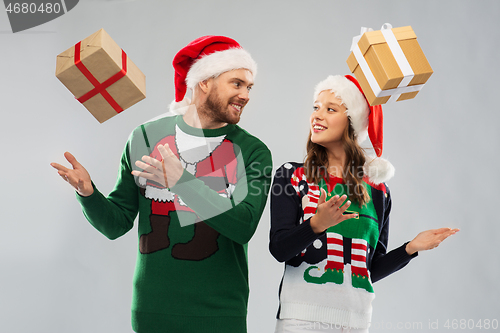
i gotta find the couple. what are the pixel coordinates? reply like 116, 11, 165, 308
51, 36, 458, 333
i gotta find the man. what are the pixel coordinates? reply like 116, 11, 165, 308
51, 36, 272, 333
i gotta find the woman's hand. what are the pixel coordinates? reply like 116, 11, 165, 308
406, 227, 460, 255
310, 189, 358, 234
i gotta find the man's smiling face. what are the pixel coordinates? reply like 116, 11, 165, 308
203, 68, 254, 125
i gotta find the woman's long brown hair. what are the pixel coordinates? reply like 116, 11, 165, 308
304, 119, 370, 207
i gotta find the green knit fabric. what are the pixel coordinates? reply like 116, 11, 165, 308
76, 115, 272, 333
318, 179, 379, 249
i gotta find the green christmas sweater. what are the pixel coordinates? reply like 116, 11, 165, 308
76, 114, 272, 333
269, 162, 417, 329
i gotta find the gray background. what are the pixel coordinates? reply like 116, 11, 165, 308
1, 0, 499, 332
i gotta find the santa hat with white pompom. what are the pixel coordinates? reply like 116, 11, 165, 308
313, 75, 395, 184
170, 35, 257, 115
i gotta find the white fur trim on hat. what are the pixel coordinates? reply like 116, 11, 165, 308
363, 156, 395, 184
169, 97, 191, 115
186, 48, 257, 90
313, 75, 369, 143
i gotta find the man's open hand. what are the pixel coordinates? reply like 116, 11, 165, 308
51, 152, 94, 197
132, 143, 184, 188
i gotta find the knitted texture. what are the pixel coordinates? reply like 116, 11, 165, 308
77, 115, 272, 333
269, 162, 416, 329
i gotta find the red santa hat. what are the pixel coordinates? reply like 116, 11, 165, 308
313, 75, 395, 184
170, 35, 257, 114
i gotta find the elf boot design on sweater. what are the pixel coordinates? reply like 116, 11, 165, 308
304, 266, 344, 284
304, 232, 373, 292
139, 214, 171, 254
171, 220, 220, 261
304, 232, 344, 284
350, 238, 373, 292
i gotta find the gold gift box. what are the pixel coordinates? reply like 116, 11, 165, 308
347, 25, 433, 106
56, 28, 146, 123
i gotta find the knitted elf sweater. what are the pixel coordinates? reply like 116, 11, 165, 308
76, 115, 272, 333
269, 162, 417, 329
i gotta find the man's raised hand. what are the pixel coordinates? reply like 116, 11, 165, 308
51, 152, 94, 197
131, 143, 184, 188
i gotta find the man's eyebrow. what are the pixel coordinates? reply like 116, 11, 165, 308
231, 78, 253, 86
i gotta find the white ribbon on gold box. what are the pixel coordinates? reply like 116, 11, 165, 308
347, 24, 433, 106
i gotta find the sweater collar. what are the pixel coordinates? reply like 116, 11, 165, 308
176, 115, 236, 138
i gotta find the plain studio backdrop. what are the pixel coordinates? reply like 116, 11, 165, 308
1, 1, 498, 332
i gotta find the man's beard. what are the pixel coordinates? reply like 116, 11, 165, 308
202, 88, 242, 125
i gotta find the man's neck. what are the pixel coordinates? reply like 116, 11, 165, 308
182, 103, 228, 129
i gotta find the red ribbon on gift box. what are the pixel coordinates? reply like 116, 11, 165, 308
74, 41, 127, 113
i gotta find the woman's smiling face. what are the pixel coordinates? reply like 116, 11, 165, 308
310, 90, 349, 149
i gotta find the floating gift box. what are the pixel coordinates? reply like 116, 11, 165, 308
347, 24, 433, 106
56, 28, 146, 123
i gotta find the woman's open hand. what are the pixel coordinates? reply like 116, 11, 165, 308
406, 228, 460, 255
310, 189, 358, 234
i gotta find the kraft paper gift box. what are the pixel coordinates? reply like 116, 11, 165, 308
347, 24, 433, 106
56, 28, 146, 123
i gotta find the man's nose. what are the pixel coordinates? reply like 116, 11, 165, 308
238, 89, 250, 102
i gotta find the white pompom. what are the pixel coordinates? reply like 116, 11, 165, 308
169, 97, 191, 115
364, 157, 395, 184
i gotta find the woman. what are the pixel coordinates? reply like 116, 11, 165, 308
269, 75, 458, 333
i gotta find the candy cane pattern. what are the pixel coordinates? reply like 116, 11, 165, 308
325, 232, 344, 272
290, 167, 320, 221
351, 238, 369, 278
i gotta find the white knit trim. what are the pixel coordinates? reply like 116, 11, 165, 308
280, 302, 372, 329
279, 262, 375, 330
314, 75, 369, 144
144, 186, 175, 202
137, 175, 146, 187
186, 48, 257, 90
